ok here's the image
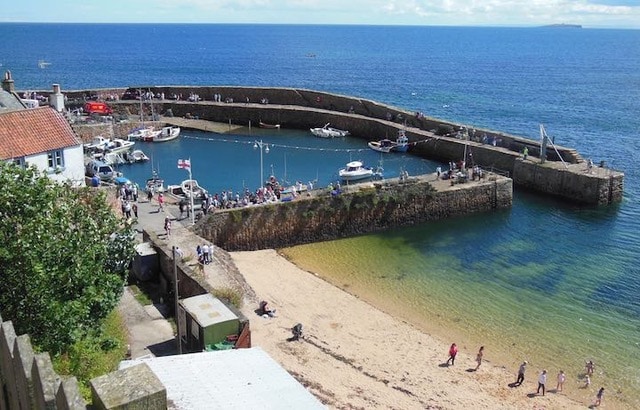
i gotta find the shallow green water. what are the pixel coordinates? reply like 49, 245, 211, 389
281, 193, 640, 408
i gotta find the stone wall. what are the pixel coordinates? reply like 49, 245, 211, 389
512, 158, 624, 205
195, 175, 513, 251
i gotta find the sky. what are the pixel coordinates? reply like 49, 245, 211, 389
2, 0, 639, 29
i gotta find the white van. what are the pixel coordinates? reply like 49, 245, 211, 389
86, 160, 115, 181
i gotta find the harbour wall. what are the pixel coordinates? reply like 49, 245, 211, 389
194, 174, 513, 251
62, 86, 623, 205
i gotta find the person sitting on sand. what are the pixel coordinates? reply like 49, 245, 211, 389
259, 301, 276, 317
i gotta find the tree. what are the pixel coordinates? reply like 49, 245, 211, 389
0, 163, 136, 354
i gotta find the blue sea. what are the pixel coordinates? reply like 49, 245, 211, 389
1, 23, 638, 408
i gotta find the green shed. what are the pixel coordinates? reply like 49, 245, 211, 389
178, 294, 240, 353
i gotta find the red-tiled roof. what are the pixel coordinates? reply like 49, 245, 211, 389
0, 107, 81, 160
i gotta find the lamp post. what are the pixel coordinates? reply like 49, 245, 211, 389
253, 140, 269, 189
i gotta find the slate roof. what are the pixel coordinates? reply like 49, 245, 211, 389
0, 89, 25, 111
0, 106, 81, 160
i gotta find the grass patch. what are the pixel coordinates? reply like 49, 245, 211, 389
129, 284, 152, 306
52, 310, 129, 401
213, 287, 243, 308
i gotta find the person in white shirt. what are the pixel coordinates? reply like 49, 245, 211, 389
537, 369, 547, 396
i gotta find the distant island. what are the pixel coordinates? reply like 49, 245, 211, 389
541, 23, 582, 29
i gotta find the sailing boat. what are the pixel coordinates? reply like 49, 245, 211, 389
127, 90, 162, 141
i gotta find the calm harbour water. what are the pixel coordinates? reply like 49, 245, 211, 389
1, 23, 638, 408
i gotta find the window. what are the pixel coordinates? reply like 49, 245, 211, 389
47, 150, 64, 171
13, 157, 25, 168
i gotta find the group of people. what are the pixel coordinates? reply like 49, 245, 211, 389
446, 345, 605, 406
196, 243, 213, 265
446, 344, 484, 371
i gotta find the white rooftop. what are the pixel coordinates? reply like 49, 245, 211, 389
180, 293, 237, 327
120, 347, 325, 410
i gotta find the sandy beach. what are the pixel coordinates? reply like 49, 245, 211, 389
232, 249, 589, 410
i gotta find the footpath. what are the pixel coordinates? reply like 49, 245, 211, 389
117, 193, 255, 359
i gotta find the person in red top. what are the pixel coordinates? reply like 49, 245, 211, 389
446, 343, 458, 366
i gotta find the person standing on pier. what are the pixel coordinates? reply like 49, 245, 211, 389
523, 146, 529, 160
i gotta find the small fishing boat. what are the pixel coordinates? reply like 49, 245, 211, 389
123, 149, 150, 163
127, 126, 161, 141
310, 123, 349, 138
166, 179, 208, 202
105, 138, 135, 154
338, 161, 375, 181
259, 121, 281, 129
368, 139, 396, 153
145, 171, 165, 193
393, 129, 410, 152
153, 126, 181, 142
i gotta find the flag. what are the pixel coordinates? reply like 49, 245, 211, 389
177, 159, 191, 171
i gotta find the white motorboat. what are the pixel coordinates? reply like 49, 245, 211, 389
368, 139, 396, 153
123, 149, 150, 163
166, 179, 208, 202
105, 138, 135, 154
145, 171, 165, 193
338, 161, 375, 181
127, 126, 161, 141
310, 123, 349, 138
153, 126, 180, 142
84, 135, 111, 151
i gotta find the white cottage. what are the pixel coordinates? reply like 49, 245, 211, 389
0, 105, 85, 186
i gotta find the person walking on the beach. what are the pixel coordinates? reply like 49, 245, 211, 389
515, 361, 527, 386
474, 346, 484, 370
446, 343, 458, 366
585, 374, 591, 387
594, 387, 604, 406
556, 369, 566, 391
537, 369, 547, 396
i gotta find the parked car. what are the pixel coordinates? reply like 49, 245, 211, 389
86, 160, 115, 181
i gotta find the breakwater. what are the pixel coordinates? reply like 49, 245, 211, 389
194, 173, 513, 251
61, 86, 623, 205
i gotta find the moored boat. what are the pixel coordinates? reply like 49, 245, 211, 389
393, 129, 409, 152
105, 138, 135, 154
259, 121, 281, 129
123, 149, 150, 163
310, 123, 349, 138
368, 138, 396, 153
128, 126, 161, 141
166, 179, 208, 202
153, 126, 181, 142
145, 171, 165, 193
338, 161, 375, 181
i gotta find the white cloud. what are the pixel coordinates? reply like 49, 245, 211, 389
2, 0, 639, 28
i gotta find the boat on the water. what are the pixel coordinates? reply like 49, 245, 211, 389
166, 179, 208, 202
310, 123, 349, 138
105, 138, 135, 154
128, 126, 161, 141
393, 129, 409, 152
259, 121, 281, 129
145, 171, 165, 193
153, 126, 181, 142
368, 138, 396, 153
338, 161, 375, 181
123, 149, 150, 163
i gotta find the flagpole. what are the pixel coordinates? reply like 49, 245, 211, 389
189, 157, 195, 225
